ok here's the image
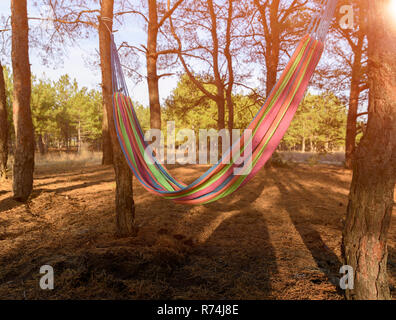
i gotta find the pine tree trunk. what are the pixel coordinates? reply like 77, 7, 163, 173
147, 0, 161, 131
345, 81, 358, 168
216, 97, 225, 158
225, 0, 234, 133
0, 63, 8, 180
11, 0, 34, 202
265, 0, 280, 97
342, 0, 396, 300
345, 31, 364, 169
77, 120, 82, 153
99, 0, 137, 237
102, 103, 113, 164
37, 134, 45, 155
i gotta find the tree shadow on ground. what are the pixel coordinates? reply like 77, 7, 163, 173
190, 175, 278, 298
0, 177, 115, 214
268, 168, 344, 295
0, 165, 278, 299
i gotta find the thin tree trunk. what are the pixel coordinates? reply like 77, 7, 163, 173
216, 98, 225, 132
255, 0, 280, 97
345, 31, 364, 169
265, 47, 279, 97
102, 104, 113, 164
11, 0, 34, 202
226, 93, 233, 133
147, 0, 161, 130
0, 63, 8, 180
37, 134, 45, 155
225, 0, 234, 133
266, 0, 280, 96
342, 0, 396, 300
345, 80, 359, 168
77, 119, 82, 153
99, 0, 137, 237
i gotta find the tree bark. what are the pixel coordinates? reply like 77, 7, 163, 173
169, 0, 227, 136
11, 0, 35, 202
255, 0, 281, 97
265, 4, 280, 98
37, 134, 45, 155
342, 0, 396, 300
207, 0, 226, 134
77, 119, 82, 153
0, 63, 8, 180
99, 0, 137, 237
147, 0, 161, 130
102, 103, 113, 164
225, 0, 234, 133
345, 31, 365, 169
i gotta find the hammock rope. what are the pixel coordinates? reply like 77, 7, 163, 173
111, 0, 338, 205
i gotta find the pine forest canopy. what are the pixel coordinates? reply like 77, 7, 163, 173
2, 70, 347, 155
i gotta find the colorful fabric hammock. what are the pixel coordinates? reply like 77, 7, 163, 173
111, 0, 338, 205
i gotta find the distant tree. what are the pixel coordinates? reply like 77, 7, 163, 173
53, 75, 76, 150
132, 100, 150, 133
31, 77, 56, 154
39, 0, 113, 164
283, 93, 347, 152
77, 89, 103, 147
165, 75, 347, 153
30, 74, 102, 153
164, 73, 262, 135
11, 0, 35, 202
342, 0, 396, 299
169, 0, 248, 135
146, 0, 184, 130
330, 0, 369, 169
251, 0, 311, 96
116, 0, 185, 131
0, 63, 7, 179
163, 74, 218, 132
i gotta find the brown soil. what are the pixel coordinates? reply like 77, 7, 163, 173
0, 159, 395, 300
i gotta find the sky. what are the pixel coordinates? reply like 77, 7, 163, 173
0, 1, 179, 106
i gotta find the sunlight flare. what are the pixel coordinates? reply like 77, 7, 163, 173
390, 0, 396, 17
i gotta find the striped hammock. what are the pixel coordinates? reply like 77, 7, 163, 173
111, 0, 338, 205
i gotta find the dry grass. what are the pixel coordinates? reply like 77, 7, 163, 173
0, 154, 395, 300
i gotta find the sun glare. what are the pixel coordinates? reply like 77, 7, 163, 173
389, 0, 396, 29
391, 0, 396, 15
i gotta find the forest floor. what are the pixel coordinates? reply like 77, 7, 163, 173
0, 153, 395, 300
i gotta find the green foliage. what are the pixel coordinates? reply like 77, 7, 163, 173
283, 92, 347, 152
1, 70, 148, 152
163, 75, 347, 154
31, 76, 57, 138
163, 74, 218, 133
163, 74, 261, 133
133, 101, 150, 132
232, 93, 261, 130
30, 74, 103, 150
7, 71, 347, 155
